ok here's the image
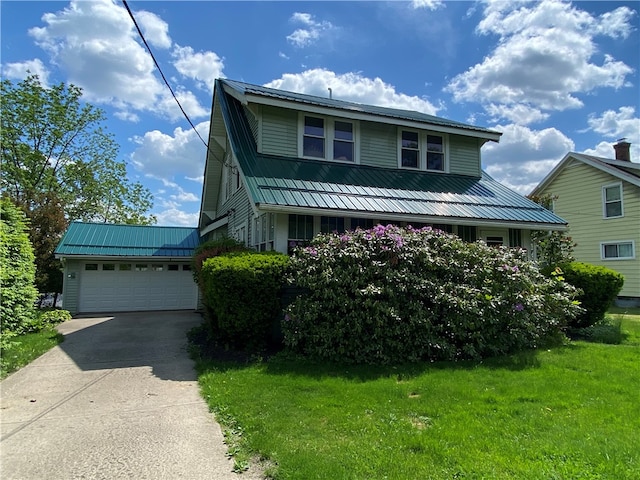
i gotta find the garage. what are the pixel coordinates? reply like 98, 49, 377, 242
55, 222, 200, 315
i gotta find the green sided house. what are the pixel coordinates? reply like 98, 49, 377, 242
55, 222, 199, 314
56, 78, 569, 314
199, 78, 566, 253
531, 141, 640, 305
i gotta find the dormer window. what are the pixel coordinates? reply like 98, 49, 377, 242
300, 114, 357, 163
398, 129, 446, 172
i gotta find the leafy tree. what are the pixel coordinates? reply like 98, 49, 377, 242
0, 198, 38, 345
528, 193, 576, 268
1, 74, 156, 292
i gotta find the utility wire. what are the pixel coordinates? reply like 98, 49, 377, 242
122, 0, 214, 156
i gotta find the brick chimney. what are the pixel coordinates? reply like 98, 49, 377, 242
613, 139, 631, 162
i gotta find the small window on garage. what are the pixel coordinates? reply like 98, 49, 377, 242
151, 264, 163, 271
135, 264, 148, 271
119, 264, 132, 271
85, 264, 98, 271
168, 264, 179, 271
182, 264, 191, 271
102, 264, 115, 271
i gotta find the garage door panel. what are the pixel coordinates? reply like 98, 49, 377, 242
79, 262, 197, 312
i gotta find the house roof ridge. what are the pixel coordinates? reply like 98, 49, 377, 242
219, 78, 501, 137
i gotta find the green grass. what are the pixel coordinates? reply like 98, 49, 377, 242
0, 327, 64, 379
194, 313, 640, 479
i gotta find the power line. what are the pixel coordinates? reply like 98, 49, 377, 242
122, 0, 219, 160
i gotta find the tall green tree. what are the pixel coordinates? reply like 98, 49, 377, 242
1, 75, 156, 292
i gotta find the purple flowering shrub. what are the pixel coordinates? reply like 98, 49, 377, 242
283, 225, 581, 364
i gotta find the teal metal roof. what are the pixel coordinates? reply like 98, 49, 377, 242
222, 79, 501, 139
55, 222, 199, 257
216, 82, 566, 229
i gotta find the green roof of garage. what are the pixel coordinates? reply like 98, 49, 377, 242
55, 222, 199, 258
217, 81, 567, 229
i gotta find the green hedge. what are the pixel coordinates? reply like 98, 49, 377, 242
557, 262, 624, 329
200, 251, 289, 351
283, 225, 582, 365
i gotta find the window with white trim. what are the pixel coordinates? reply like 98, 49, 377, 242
300, 115, 356, 163
398, 129, 446, 172
603, 183, 623, 218
255, 214, 274, 251
601, 241, 634, 260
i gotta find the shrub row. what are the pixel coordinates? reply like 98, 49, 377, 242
282, 225, 582, 364
200, 251, 289, 351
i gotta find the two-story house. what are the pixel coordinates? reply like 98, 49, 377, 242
531, 141, 640, 305
199, 78, 566, 254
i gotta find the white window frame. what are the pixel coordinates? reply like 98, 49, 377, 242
601, 240, 635, 260
397, 128, 448, 172
298, 113, 359, 164
602, 182, 623, 219
254, 214, 274, 251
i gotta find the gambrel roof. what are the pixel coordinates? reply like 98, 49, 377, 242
201, 79, 567, 230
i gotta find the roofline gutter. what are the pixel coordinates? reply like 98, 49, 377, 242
54, 254, 194, 261
256, 204, 567, 231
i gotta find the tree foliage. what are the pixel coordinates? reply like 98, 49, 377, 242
0, 198, 38, 344
528, 193, 576, 268
1, 75, 156, 292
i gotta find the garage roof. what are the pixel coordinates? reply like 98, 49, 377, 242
55, 222, 199, 258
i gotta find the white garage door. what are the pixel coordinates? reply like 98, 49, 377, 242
79, 261, 198, 313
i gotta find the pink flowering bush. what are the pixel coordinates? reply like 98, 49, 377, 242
283, 225, 581, 364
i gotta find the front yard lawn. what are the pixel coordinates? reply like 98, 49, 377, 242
0, 327, 64, 380
194, 313, 640, 479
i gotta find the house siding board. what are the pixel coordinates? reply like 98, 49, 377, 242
62, 258, 81, 314
449, 135, 481, 177
360, 121, 397, 168
260, 105, 298, 157
540, 161, 640, 298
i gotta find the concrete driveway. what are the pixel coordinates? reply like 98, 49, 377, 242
0, 311, 264, 479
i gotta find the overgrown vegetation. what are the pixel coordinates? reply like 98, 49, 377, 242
283, 225, 581, 364
1, 198, 38, 347
193, 312, 640, 479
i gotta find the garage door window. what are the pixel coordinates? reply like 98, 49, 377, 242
182, 265, 191, 271
85, 264, 98, 271
168, 264, 179, 271
151, 264, 163, 271
119, 264, 132, 271
135, 264, 148, 271
102, 264, 115, 271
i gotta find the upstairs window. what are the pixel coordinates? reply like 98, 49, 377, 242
303, 116, 325, 158
398, 129, 446, 172
602, 241, 634, 260
300, 115, 357, 163
603, 183, 623, 218
401, 131, 420, 168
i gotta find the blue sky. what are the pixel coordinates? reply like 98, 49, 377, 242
2, 0, 639, 226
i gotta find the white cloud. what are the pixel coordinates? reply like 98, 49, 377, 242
154, 208, 199, 227
130, 121, 209, 182
482, 123, 575, 194
411, 0, 444, 11
485, 103, 549, 125
447, 1, 635, 121
265, 69, 439, 115
27, 0, 209, 122
134, 10, 171, 49
172, 45, 224, 92
286, 12, 335, 48
2, 58, 50, 86
587, 106, 640, 142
